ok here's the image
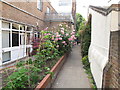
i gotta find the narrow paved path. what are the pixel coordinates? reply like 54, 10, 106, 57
52, 45, 91, 88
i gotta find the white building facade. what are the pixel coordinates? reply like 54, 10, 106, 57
88, 4, 119, 88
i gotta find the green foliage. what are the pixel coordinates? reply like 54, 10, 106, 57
16, 61, 25, 68
75, 13, 86, 44
82, 56, 89, 66
81, 22, 91, 57
2, 23, 75, 89
81, 56, 97, 89
35, 40, 59, 62
76, 13, 91, 57
3, 65, 42, 89
76, 13, 85, 31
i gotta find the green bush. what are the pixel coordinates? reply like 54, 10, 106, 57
81, 56, 97, 89
80, 24, 91, 57
2, 23, 76, 89
2, 66, 42, 89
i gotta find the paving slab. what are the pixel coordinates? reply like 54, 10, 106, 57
51, 45, 91, 88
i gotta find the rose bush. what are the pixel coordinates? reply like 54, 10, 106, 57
40, 24, 77, 55
2, 23, 77, 89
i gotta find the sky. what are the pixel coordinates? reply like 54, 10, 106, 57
50, 0, 119, 20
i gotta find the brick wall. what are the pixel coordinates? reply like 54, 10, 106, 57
103, 30, 120, 88
72, 0, 76, 30
1, 0, 57, 29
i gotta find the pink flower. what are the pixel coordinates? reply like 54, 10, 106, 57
47, 33, 51, 35
56, 45, 59, 47
52, 37, 54, 40
74, 42, 77, 45
55, 38, 59, 41
61, 30, 64, 34
68, 38, 73, 41
44, 27, 48, 30
59, 24, 62, 27
56, 32, 61, 37
60, 28, 64, 31
64, 43, 67, 45
62, 41, 66, 44
56, 32, 59, 35
44, 33, 47, 36
71, 32, 75, 35
56, 34, 61, 37
52, 35, 54, 37
58, 37, 62, 40
66, 33, 69, 36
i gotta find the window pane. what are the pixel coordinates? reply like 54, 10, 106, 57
12, 24, 19, 29
12, 31, 19, 47
47, 7, 50, 14
20, 33, 25, 45
27, 27, 32, 31
26, 33, 30, 44
2, 31, 11, 48
37, 0, 43, 10
2, 21, 10, 29
20, 25, 25, 30
2, 51, 11, 63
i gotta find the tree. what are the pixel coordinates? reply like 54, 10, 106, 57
76, 13, 85, 31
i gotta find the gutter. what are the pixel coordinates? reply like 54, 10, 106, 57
89, 4, 120, 16
0, 17, 36, 27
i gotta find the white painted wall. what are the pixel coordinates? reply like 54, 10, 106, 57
111, 11, 119, 31
88, 9, 111, 88
89, 8, 120, 87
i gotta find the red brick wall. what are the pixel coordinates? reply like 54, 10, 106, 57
103, 30, 120, 88
72, 0, 76, 30
1, 0, 57, 29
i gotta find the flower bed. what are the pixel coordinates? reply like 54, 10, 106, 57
35, 55, 67, 89
2, 23, 76, 89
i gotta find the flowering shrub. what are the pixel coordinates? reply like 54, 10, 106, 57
31, 37, 41, 55
40, 24, 77, 55
2, 23, 77, 89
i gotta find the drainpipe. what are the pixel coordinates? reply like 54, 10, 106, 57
0, 20, 2, 66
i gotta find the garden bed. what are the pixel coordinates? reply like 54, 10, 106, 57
1, 23, 76, 89
1, 54, 68, 89
35, 54, 67, 89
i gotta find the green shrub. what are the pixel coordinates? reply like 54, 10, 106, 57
80, 24, 91, 57
2, 66, 42, 89
2, 23, 75, 89
81, 56, 97, 89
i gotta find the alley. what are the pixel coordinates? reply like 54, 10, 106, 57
51, 45, 91, 88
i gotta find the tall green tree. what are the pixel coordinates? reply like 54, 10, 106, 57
76, 13, 85, 31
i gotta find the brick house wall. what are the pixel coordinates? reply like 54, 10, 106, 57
1, 0, 57, 30
72, 0, 76, 30
103, 30, 120, 88
0, 0, 76, 66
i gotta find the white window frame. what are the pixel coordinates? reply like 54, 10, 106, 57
37, 0, 43, 11
47, 7, 51, 14
1, 20, 33, 64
